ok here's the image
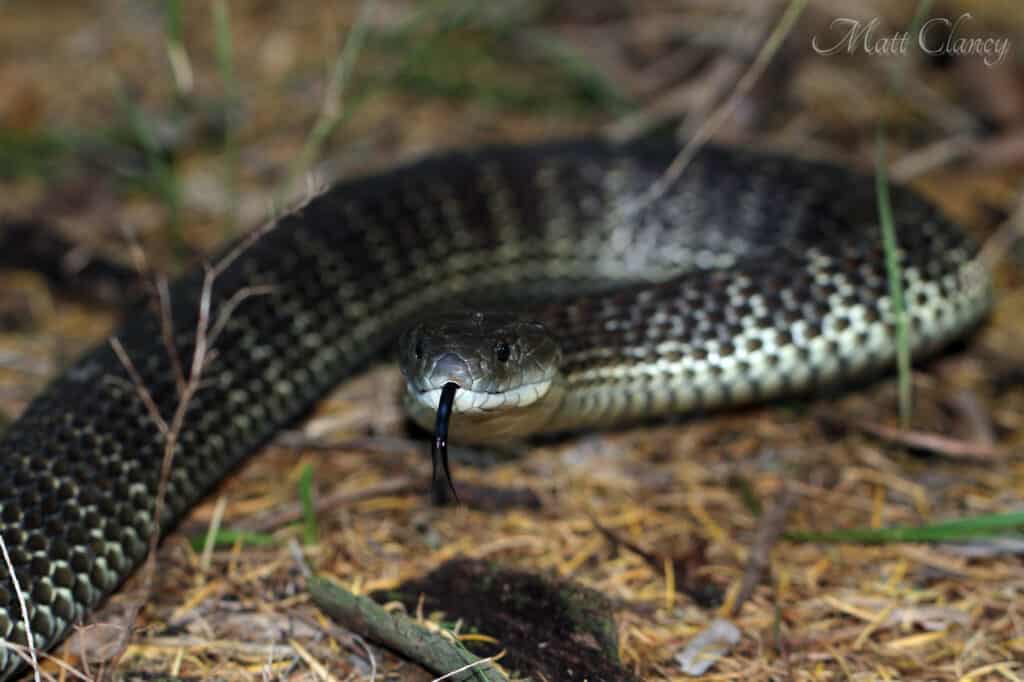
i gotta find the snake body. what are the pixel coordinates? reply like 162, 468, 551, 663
0, 139, 990, 677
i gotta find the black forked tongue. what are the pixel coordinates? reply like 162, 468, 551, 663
431, 382, 460, 505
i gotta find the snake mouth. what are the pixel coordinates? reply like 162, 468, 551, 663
411, 378, 554, 415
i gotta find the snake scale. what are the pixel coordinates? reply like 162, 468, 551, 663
0, 138, 991, 677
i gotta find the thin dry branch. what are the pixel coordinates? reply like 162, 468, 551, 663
210, 218, 278, 280
308, 576, 506, 682
205, 283, 277, 350
157, 276, 187, 398
731, 484, 795, 616
849, 419, 1012, 461
889, 134, 976, 182
0, 351, 51, 377
432, 657, 503, 682
109, 337, 169, 436
626, 0, 808, 211
979, 190, 1024, 270
120, 223, 186, 398
282, 0, 377, 199
104, 216, 275, 673
0, 533, 39, 682
0, 641, 92, 682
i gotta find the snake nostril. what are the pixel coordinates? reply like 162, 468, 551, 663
430, 352, 473, 388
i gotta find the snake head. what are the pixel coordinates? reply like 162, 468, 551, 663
398, 311, 562, 434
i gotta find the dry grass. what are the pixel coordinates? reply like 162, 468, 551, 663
1, 1, 1023, 680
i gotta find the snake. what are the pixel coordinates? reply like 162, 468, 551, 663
0, 137, 991, 678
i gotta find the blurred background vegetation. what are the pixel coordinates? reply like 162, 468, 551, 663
1, 1, 1024, 679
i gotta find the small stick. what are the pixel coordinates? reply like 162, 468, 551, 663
0, 533, 39, 682
307, 576, 505, 682
849, 419, 1010, 461
626, 0, 808, 211
731, 485, 794, 616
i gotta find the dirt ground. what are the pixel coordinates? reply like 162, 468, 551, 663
1, 1, 1024, 680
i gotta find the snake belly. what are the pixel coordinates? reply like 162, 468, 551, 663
0, 139, 990, 677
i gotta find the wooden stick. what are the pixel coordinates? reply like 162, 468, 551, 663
307, 576, 506, 682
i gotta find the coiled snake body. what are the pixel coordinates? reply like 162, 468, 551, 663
0, 139, 990, 677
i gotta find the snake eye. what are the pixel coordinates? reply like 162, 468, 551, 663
414, 338, 424, 360
495, 341, 511, 363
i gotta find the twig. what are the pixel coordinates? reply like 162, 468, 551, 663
979, 189, 1024, 270
889, 134, 976, 182
972, 130, 1024, 170
119, 223, 186, 397
589, 514, 718, 607
109, 337, 169, 435
0, 641, 91, 682
625, 0, 808, 212
211, 217, 279, 280
0, 219, 141, 306
107, 211, 274, 669
289, 638, 338, 682
432, 656, 502, 682
0, 533, 39, 682
114, 634, 297, 657
157, 276, 186, 397
199, 495, 228, 573
282, 0, 377, 201
848, 420, 1011, 461
205, 284, 277, 349
261, 642, 275, 682
352, 635, 377, 682
307, 576, 505, 682
891, 67, 980, 136
606, 57, 741, 143
0, 351, 51, 377
288, 538, 312, 579
944, 390, 996, 447
731, 484, 794, 616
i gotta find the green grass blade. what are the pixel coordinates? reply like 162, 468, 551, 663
299, 463, 319, 546
0, 127, 68, 179
282, 0, 377, 201
189, 529, 277, 552
786, 511, 1024, 544
875, 129, 912, 429
117, 88, 185, 259
874, 0, 939, 429
212, 0, 240, 234
164, 0, 193, 98
890, 0, 936, 91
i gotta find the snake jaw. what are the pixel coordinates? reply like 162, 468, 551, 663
411, 378, 555, 415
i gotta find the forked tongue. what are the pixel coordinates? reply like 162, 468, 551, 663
431, 382, 461, 505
